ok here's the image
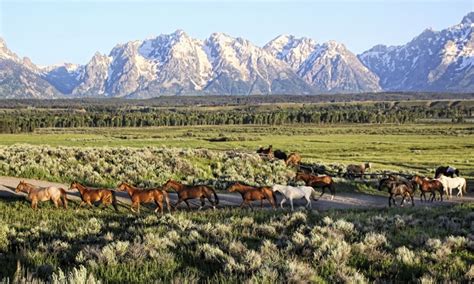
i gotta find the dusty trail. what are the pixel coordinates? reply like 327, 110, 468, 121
0, 176, 472, 212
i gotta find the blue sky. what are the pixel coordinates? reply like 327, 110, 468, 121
1, 0, 472, 66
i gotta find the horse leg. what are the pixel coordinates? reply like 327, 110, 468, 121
199, 196, 205, 210
290, 198, 294, 212
205, 193, 216, 210
174, 198, 184, 210
329, 184, 335, 200
280, 198, 286, 209
86, 200, 94, 209
77, 201, 86, 210
130, 201, 137, 213
319, 187, 325, 199
260, 199, 264, 208
53, 198, 59, 208
184, 200, 192, 210
305, 196, 311, 209
388, 195, 392, 207
411, 195, 415, 207
31, 199, 38, 210
154, 199, 162, 214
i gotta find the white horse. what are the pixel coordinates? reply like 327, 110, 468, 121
272, 184, 318, 211
436, 174, 467, 199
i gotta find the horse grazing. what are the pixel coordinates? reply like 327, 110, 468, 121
434, 166, 460, 178
272, 184, 317, 211
378, 177, 415, 207
118, 182, 170, 214
227, 182, 277, 209
286, 153, 301, 167
163, 179, 218, 210
411, 175, 444, 202
273, 149, 288, 160
346, 163, 372, 179
436, 174, 467, 199
70, 181, 118, 211
295, 172, 335, 200
257, 145, 273, 159
15, 181, 68, 210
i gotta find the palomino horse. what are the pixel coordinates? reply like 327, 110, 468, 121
436, 174, 467, 199
295, 172, 335, 200
70, 181, 118, 211
15, 181, 68, 209
286, 153, 301, 167
411, 175, 444, 202
434, 166, 460, 178
272, 184, 317, 211
163, 179, 219, 210
118, 182, 170, 214
227, 182, 277, 209
378, 176, 415, 207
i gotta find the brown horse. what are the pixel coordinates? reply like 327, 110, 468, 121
295, 172, 335, 200
15, 181, 68, 209
257, 145, 273, 159
411, 175, 444, 202
378, 177, 415, 207
70, 181, 118, 211
286, 153, 301, 167
227, 182, 277, 209
163, 179, 219, 210
118, 182, 171, 214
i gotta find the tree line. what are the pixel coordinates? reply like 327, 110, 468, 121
0, 102, 472, 133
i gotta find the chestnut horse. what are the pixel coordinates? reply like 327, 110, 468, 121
295, 172, 335, 200
163, 179, 219, 210
70, 181, 118, 211
286, 153, 301, 167
411, 175, 444, 202
118, 182, 170, 214
227, 182, 277, 209
15, 181, 68, 209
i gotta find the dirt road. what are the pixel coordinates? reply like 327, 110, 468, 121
1, 176, 472, 211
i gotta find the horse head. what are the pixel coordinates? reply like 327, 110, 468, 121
70, 181, 79, 190
163, 179, 180, 191
227, 182, 243, 192
117, 182, 129, 191
15, 181, 27, 193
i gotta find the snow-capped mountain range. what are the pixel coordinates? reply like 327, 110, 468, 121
0, 12, 473, 98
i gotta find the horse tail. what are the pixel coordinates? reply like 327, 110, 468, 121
111, 191, 118, 211
60, 188, 68, 209
462, 179, 467, 194
210, 187, 219, 205
272, 189, 277, 206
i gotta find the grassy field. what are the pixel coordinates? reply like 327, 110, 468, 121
1, 122, 473, 282
0, 199, 472, 283
1, 123, 473, 178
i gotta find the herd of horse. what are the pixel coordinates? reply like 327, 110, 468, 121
12, 164, 468, 212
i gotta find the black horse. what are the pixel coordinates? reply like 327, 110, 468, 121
273, 149, 288, 160
434, 166, 459, 178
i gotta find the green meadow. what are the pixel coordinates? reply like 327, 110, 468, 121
1, 123, 473, 178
